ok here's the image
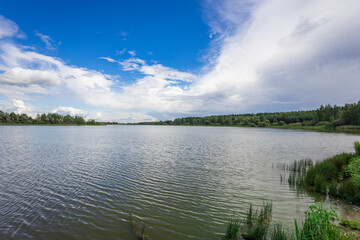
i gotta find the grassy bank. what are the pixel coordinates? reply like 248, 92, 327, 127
223, 203, 360, 240
284, 142, 360, 205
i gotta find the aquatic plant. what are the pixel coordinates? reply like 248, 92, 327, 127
241, 202, 273, 240
223, 217, 241, 240
130, 213, 149, 240
269, 224, 292, 240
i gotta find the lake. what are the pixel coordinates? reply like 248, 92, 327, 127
1, 125, 359, 239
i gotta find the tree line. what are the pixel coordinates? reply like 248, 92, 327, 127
137, 101, 360, 128
0, 111, 102, 125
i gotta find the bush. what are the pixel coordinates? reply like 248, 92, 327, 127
346, 157, 360, 188
278, 121, 285, 126
338, 179, 359, 203
299, 204, 341, 240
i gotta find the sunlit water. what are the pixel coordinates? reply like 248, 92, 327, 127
1, 126, 359, 239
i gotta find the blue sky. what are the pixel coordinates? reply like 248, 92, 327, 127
1, 0, 360, 122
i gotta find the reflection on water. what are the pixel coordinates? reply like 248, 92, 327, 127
0, 126, 359, 239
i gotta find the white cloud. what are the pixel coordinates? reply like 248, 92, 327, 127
99, 57, 117, 63
34, 30, 59, 50
52, 106, 87, 116
0, 15, 24, 39
0, 67, 62, 86
193, 0, 360, 112
116, 48, 127, 55
128, 50, 136, 57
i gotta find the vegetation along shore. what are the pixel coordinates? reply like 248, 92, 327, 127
134, 101, 360, 132
222, 142, 360, 240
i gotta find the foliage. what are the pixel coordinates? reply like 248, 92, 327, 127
346, 157, 360, 188
0, 111, 102, 125
297, 204, 341, 240
135, 101, 360, 129
338, 179, 359, 203
301, 151, 359, 203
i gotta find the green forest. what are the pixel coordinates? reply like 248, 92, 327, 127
0, 111, 102, 125
137, 101, 360, 129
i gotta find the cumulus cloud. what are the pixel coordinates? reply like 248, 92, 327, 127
0, 99, 35, 116
193, 0, 360, 112
52, 106, 88, 116
0, 67, 62, 86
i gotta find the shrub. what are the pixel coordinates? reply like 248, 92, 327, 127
278, 121, 285, 126
338, 179, 358, 203
299, 204, 341, 240
346, 157, 360, 188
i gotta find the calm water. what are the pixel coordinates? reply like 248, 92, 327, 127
1, 126, 359, 240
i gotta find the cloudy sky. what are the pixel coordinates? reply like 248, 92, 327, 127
1, 0, 360, 122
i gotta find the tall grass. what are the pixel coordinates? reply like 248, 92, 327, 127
269, 225, 291, 240
241, 202, 273, 240
223, 217, 241, 240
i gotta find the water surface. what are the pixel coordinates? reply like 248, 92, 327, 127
1, 126, 359, 239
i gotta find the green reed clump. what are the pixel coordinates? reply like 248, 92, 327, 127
284, 159, 313, 190
303, 151, 360, 202
223, 217, 241, 240
241, 202, 273, 240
